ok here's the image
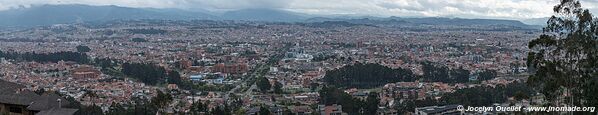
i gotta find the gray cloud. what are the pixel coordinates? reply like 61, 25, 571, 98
1, 0, 597, 19
182, 0, 293, 10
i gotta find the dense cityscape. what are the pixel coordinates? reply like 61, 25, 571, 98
0, 0, 597, 115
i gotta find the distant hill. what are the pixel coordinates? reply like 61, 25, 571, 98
0, 4, 538, 28
303, 16, 539, 29
521, 17, 549, 26
308, 17, 533, 27
391, 17, 529, 26
304, 17, 342, 22
221, 8, 308, 22
300, 21, 372, 28
0, 4, 214, 26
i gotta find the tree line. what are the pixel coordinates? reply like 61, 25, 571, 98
121, 63, 182, 86
0, 50, 89, 63
126, 28, 167, 35
319, 86, 380, 115
420, 62, 469, 83
323, 63, 416, 89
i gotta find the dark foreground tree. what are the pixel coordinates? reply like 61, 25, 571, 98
273, 81, 283, 94
527, 0, 598, 107
324, 63, 415, 88
258, 106, 271, 115
256, 77, 271, 93
76, 45, 92, 52
121, 63, 167, 85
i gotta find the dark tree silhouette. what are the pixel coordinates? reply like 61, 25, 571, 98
126, 28, 167, 35
527, 0, 598, 107
122, 63, 168, 85
273, 81, 283, 94
76, 45, 91, 52
190, 101, 207, 115
0, 51, 89, 64
131, 38, 148, 42
477, 69, 497, 81
167, 71, 182, 85
258, 106, 271, 115
319, 86, 381, 114
256, 77, 271, 93
151, 90, 172, 108
324, 63, 415, 88
421, 62, 471, 83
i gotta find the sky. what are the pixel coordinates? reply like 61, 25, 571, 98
1, 0, 598, 20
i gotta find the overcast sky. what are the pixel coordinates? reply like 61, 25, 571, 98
1, 0, 598, 20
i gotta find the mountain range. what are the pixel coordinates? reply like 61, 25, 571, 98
521, 17, 550, 26
0, 4, 543, 28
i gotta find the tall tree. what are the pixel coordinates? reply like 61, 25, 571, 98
76, 45, 92, 52
273, 81, 283, 94
527, 0, 598, 107
106, 102, 126, 115
189, 101, 207, 115
121, 63, 168, 85
256, 77, 271, 93
167, 71, 182, 85
319, 86, 367, 114
364, 92, 380, 114
477, 69, 497, 81
259, 106, 271, 115
151, 90, 173, 108
324, 63, 415, 88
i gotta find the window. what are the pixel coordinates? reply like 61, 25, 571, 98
9, 106, 22, 113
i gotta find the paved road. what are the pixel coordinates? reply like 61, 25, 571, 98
224, 46, 289, 101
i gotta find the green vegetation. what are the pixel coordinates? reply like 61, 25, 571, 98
92, 59, 125, 77
131, 38, 148, 42
210, 105, 232, 115
121, 63, 168, 85
393, 82, 534, 114
259, 106, 270, 115
93, 58, 119, 69
319, 86, 380, 114
527, 0, 598, 107
323, 63, 415, 88
256, 77, 271, 92
76, 45, 91, 52
126, 28, 167, 35
151, 90, 173, 108
0, 51, 89, 63
477, 69, 497, 81
189, 100, 208, 114
420, 62, 470, 83
166, 71, 182, 85
273, 81, 283, 94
